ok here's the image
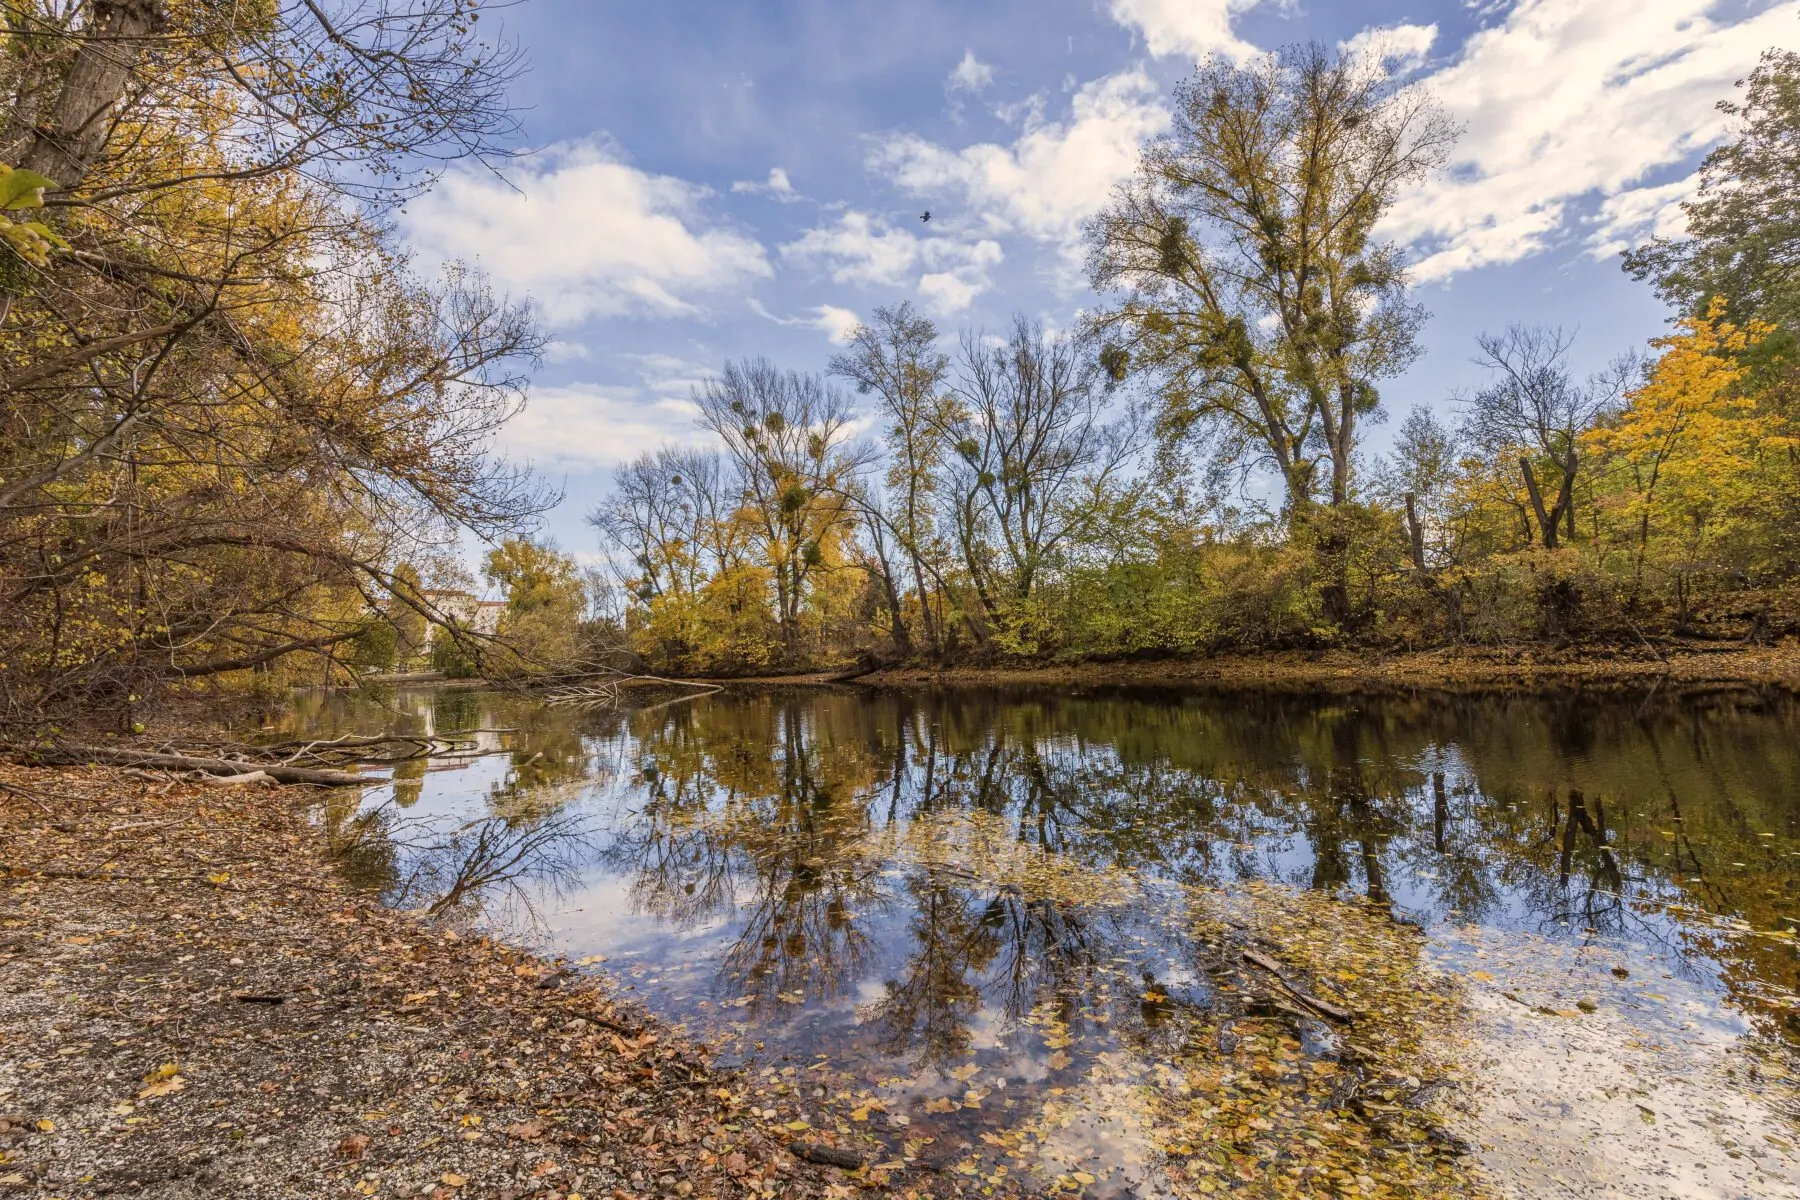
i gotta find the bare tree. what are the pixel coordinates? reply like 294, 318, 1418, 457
1464, 326, 1630, 550
945, 318, 1140, 607
829, 302, 954, 658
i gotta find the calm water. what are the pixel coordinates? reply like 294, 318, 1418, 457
273, 683, 1800, 1198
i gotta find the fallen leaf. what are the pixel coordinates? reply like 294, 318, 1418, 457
440, 1172, 467, 1187
338, 1134, 371, 1159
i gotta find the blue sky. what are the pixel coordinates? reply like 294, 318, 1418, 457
401, 0, 1800, 565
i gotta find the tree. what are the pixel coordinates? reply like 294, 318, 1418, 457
1377, 406, 1459, 569
946, 318, 1139, 610
829, 302, 954, 658
483, 538, 585, 674
0, 3, 545, 725
693, 360, 865, 663
1463, 326, 1629, 550
1623, 50, 1800, 333
390, 564, 430, 663
1087, 43, 1455, 519
1583, 305, 1790, 606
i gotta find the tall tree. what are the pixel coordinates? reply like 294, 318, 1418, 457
946, 318, 1138, 608
1623, 50, 1800, 333
829, 302, 954, 658
1087, 43, 1454, 618
693, 360, 864, 662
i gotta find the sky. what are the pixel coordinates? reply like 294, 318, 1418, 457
400, 0, 1800, 569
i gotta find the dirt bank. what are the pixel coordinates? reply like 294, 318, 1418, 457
857, 641, 1800, 693
0, 767, 863, 1200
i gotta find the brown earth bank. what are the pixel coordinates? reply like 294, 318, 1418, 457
0, 768, 890, 1200
853, 640, 1800, 693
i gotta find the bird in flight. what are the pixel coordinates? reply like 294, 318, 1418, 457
920, 211, 930, 223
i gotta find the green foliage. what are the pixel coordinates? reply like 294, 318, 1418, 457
345, 617, 398, 670
483, 538, 586, 675
430, 630, 480, 679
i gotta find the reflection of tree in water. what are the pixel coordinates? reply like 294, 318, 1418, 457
602, 685, 1800, 1053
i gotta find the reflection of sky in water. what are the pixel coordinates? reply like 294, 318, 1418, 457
290, 684, 1800, 1196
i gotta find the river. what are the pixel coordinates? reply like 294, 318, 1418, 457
267, 682, 1800, 1199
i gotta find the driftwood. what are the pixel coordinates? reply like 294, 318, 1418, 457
33, 744, 365, 786
1242, 948, 1357, 1025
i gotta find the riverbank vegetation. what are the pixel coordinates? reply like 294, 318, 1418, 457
589, 47, 1800, 678
5, 16, 1799, 717
0, 2, 550, 730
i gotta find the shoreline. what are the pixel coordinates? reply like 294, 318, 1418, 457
0, 767, 856, 1199
853, 642, 1800, 694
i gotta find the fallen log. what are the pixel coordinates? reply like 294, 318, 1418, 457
1242, 948, 1356, 1025
30, 745, 366, 787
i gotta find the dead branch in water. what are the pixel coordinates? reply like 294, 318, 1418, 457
19, 745, 366, 787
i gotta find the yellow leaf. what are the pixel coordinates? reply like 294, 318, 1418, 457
143, 1062, 179, 1083
849, 1107, 870, 1122
34, 1120, 53, 1133
440, 1172, 467, 1187
948, 1064, 979, 1082
1073, 1171, 1097, 1185
1469, 970, 1495, 982
207, 872, 230, 885
784, 1119, 810, 1132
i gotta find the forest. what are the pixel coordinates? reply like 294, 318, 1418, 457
3, 9, 1800, 712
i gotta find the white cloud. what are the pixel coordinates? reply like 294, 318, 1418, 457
499, 383, 710, 471
947, 50, 996, 94
543, 340, 591, 364
868, 70, 1169, 276
780, 211, 1005, 313
750, 299, 863, 344
1385, 0, 1800, 283
731, 166, 800, 201
1339, 23, 1438, 75
404, 138, 770, 326
1589, 176, 1698, 258
1107, 0, 1268, 63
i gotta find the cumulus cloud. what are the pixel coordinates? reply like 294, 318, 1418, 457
1385, 0, 1799, 283
404, 138, 770, 326
1339, 23, 1438, 74
1107, 0, 1268, 63
731, 166, 800, 201
868, 70, 1169, 277
781, 211, 1004, 313
947, 50, 996, 94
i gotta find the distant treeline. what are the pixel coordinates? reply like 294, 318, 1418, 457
585, 47, 1800, 675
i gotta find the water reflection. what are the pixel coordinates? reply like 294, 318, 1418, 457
282, 683, 1800, 1194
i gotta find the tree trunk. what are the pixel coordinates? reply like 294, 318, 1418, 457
1403, 493, 1427, 571
20, 1, 166, 189
1519, 458, 1559, 550
1559, 451, 1578, 543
